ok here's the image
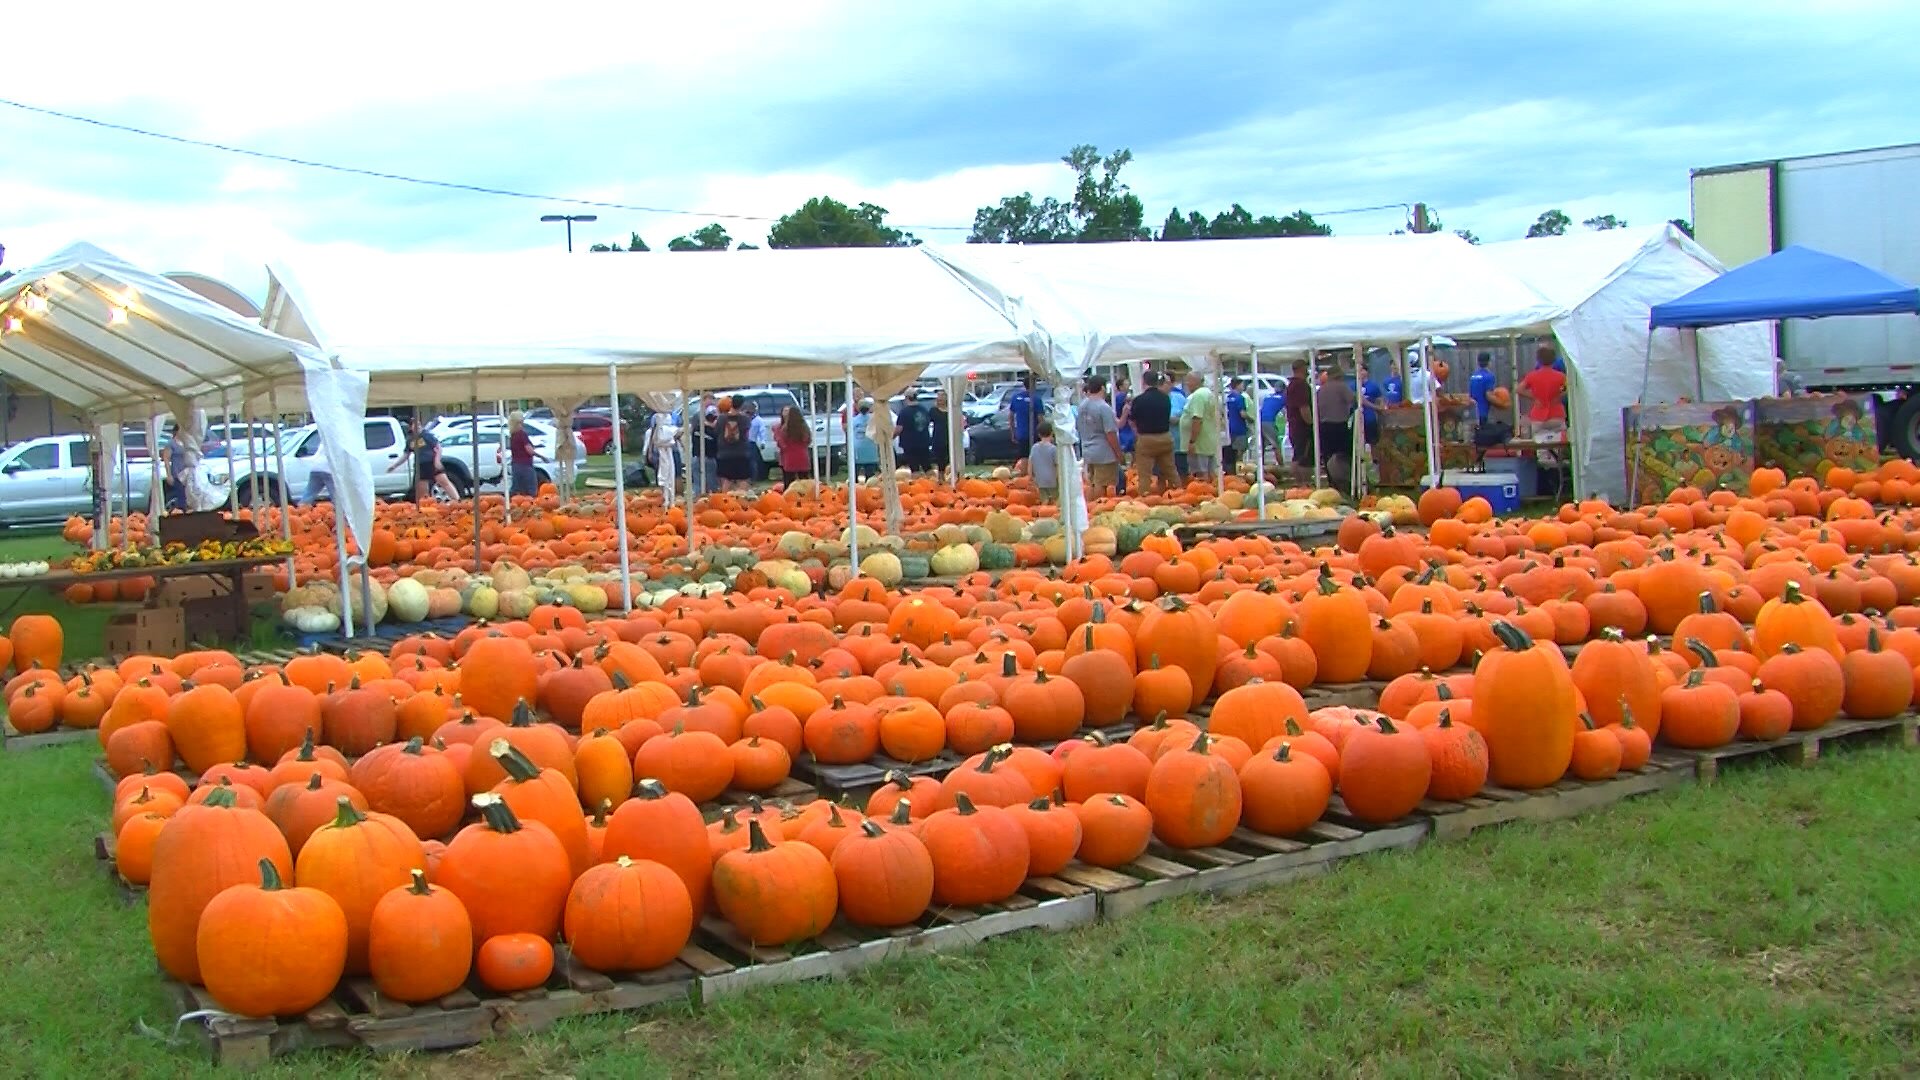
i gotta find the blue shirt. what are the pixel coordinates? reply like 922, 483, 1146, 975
1113, 391, 1135, 451
1226, 390, 1249, 438
1468, 368, 1497, 420
1381, 377, 1403, 405
1169, 387, 1186, 421
1006, 388, 1034, 442
1353, 377, 1381, 436
1259, 394, 1284, 425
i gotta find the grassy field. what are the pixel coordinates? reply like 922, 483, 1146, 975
0, 529, 114, 661
2, 741, 1916, 1077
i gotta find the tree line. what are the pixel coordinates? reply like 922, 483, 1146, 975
587, 144, 1689, 252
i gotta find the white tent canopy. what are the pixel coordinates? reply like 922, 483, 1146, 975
1480, 225, 1774, 502
0, 242, 331, 417
262, 245, 1034, 405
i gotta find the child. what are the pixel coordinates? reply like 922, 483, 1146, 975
1020, 419, 1059, 497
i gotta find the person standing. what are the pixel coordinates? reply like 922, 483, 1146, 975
896, 390, 932, 474
1021, 419, 1059, 497
1315, 366, 1357, 465
1178, 373, 1219, 484
1076, 374, 1123, 497
696, 395, 720, 495
390, 416, 455, 502
1112, 373, 1134, 494
1259, 377, 1286, 472
1519, 345, 1569, 440
1005, 376, 1038, 463
1469, 352, 1497, 423
648, 411, 681, 508
848, 398, 881, 480
743, 399, 769, 483
1285, 360, 1314, 470
1128, 372, 1177, 493
1168, 376, 1189, 476
774, 405, 813, 482
715, 399, 755, 492
1224, 378, 1251, 476
929, 390, 953, 478
506, 411, 548, 499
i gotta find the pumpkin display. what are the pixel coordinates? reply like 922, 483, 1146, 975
368, 870, 473, 1003
1144, 732, 1242, 848
196, 858, 348, 1017
147, 786, 294, 984
1237, 742, 1332, 837
831, 820, 935, 928
711, 820, 837, 945
920, 793, 1031, 906
1338, 716, 1432, 823
1472, 622, 1575, 789
294, 797, 429, 975
436, 795, 572, 943
564, 856, 695, 973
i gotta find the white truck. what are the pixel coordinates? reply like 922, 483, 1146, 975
0, 434, 154, 526
201, 417, 414, 506
1690, 142, 1920, 455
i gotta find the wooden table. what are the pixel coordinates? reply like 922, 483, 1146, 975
0, 555, 283, 628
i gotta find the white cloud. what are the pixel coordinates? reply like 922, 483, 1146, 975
216, 164, 296, 195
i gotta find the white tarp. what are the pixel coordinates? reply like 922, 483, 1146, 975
1480, 225, 1774, 502
262, 245, 1031, 405
0, 242, 368, 547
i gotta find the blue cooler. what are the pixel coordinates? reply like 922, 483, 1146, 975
1436, 469, 1520, 514
1481, 452, 1538, 499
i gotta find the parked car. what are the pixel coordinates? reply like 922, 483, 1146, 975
0, 434, 153, 526
570, 412, 620, 455
434, 426, 588, 495
201, 418, 413, 506
963, 411, 1025, 465
201, 422, 283, 463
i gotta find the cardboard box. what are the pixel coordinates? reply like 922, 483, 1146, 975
163, 510, 260, 546
241, 570, 279, 604
104, 607, 185, 658
156, 575, 227, 606
184, 596, 247, 645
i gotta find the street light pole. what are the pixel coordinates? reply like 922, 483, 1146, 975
539, 213, 598, 253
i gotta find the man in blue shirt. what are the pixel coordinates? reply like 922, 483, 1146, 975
1259, 383, 1285, 471
1168, 376, 1188, 475
1355, 367, 1382, 445
1112, 373, 1133, 494
1469, 352, 1497, 422
1005, 376, 1038, 459
1224, 378, 1250, 475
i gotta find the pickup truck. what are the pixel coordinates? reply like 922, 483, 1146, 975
433, 423, 589, 495
201, 417, 414, 506
0, 434, 153, 527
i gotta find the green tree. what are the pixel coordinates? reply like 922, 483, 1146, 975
1669, 218, 1695, 238
589, 230, 650, 253
1160, 204, 1329, 241
1455, 229, 1482, 245
1526, 209, 1571, 238
970, 143, 1147, 243
767, 196, 915, 248
667, 224, 735, 251
1583, 213, 1628, 231
1159, 207, 1210, 240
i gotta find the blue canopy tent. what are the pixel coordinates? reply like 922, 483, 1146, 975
1629, 245, 1920, 500
1649, 245, 1920, 328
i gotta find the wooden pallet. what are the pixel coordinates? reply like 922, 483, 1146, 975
697, 778, 819, 822
162, 942, 697, 1067
93, 757, 200, 799
1, 721, 97, 752
688, 877, 1098, 1001
1054, 817, 1429, 920
92, 830, 146, 904
1673, 716, 1920, 783
1302, 682, 1386, 711
1415, 751, 1695, 841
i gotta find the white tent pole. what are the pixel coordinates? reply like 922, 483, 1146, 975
244, 397, 260, 507
945, 375, 966, 485
1509, 335, 1522, 431
1418, 336, 1438, 483
148, 411, 163, 545
333, 501, 355, 640
609, 364, 633, 615
359, 552, 375, 637
267, 384, 296, 589
806, 382, 820, 482
680, 377, 695, 557
468, 383, 481, 574
1308, 353, 1324, 491
1249, 348, 1266, 518
844, 365, 860, 576
221, 389, 238, 513
1690, 327, 1704, 400
1213, 365, 1226, 495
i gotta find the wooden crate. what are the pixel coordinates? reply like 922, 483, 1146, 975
1674, 716, 1920, 783
688, 877, 1097, 1002
163, 943, 697, 1067
1054, 818, 1429, 920
1415, 752, 1695, 841
92, 831, 146, 904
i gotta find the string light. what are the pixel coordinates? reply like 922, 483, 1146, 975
107, 304, 128, 325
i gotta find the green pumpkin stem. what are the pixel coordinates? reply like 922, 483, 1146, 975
1273, 741, 1293, 762
331, 795, 367, 828
745, 819, 776, 853
952, 792, 978, 815
296, 729, 319, 760
1683, 638, 1717, 667
472, 793, 524, 833
201, 785, 238, 808
407, 868, 433, 896
859, 819, 888, 838
510, 699, 536, 727
257, 858, 286, 892
489, 738, 543, 782
1490, 620, 1533, 652
890, 801, 913, 826
402, 736, 425, 755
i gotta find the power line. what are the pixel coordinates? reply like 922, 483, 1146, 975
1, 95, 1421, 237
0, 95, 977, 231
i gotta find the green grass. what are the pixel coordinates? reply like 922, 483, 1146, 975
0, 529, 114, 661
3, 743, 1918, 1076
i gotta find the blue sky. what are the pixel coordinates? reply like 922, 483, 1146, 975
4, 0, 1915, 291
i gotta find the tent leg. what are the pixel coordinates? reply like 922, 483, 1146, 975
469, 391, 482, 574
221, 389, 239, 513
333, 503, 354, 640
1509, 335, 1522, 431
1249, 349, 1266, 518
148, 411, 164, 546
609, 365, 632, 614
680, 378, 695, 556
1308, 353, 1324, 491
844, 366, 859, 576
268, 385, 296, 590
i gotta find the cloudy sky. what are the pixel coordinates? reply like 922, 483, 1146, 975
4, 0, 1915, 293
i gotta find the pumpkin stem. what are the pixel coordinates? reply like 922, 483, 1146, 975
611, 671, 631, 691
1600, 626, 1625, 643
489, 738, 544, 782
890, 801, 913, 826
472, 793, 524, 832
305, 772, 326, 791
1435, 708, 1453, 729
1683, 638, 1717, 667
883, 769, 911, 790
510, 699, 536, 727
1273, 741, 1293, 762
407, 868, 433, 896
1867, 628, 1883, 653
1284, 717, 1305, 736
1781, 581, 1806, 605
1186, 731, 1211, 754
330, 795, 367, 828
1489, 620, 1533, 652
1580, 711, 1598, 731
402, 736, 425, 756
1435, 684, 1454, 702
745, 819, 777, 853
952, 792, 978, 815
859, 819, 888, 838
1001, 653, 1017, 678
257, 858, 286, 892
1684, 669, 1706, 689
1315, 565, 1340, 596
825, 804, 845, 827
295, 729, 318, 760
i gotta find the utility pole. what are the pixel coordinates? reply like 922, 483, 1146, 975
1412, 203, 1430, 233
540, 214, 599, 253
